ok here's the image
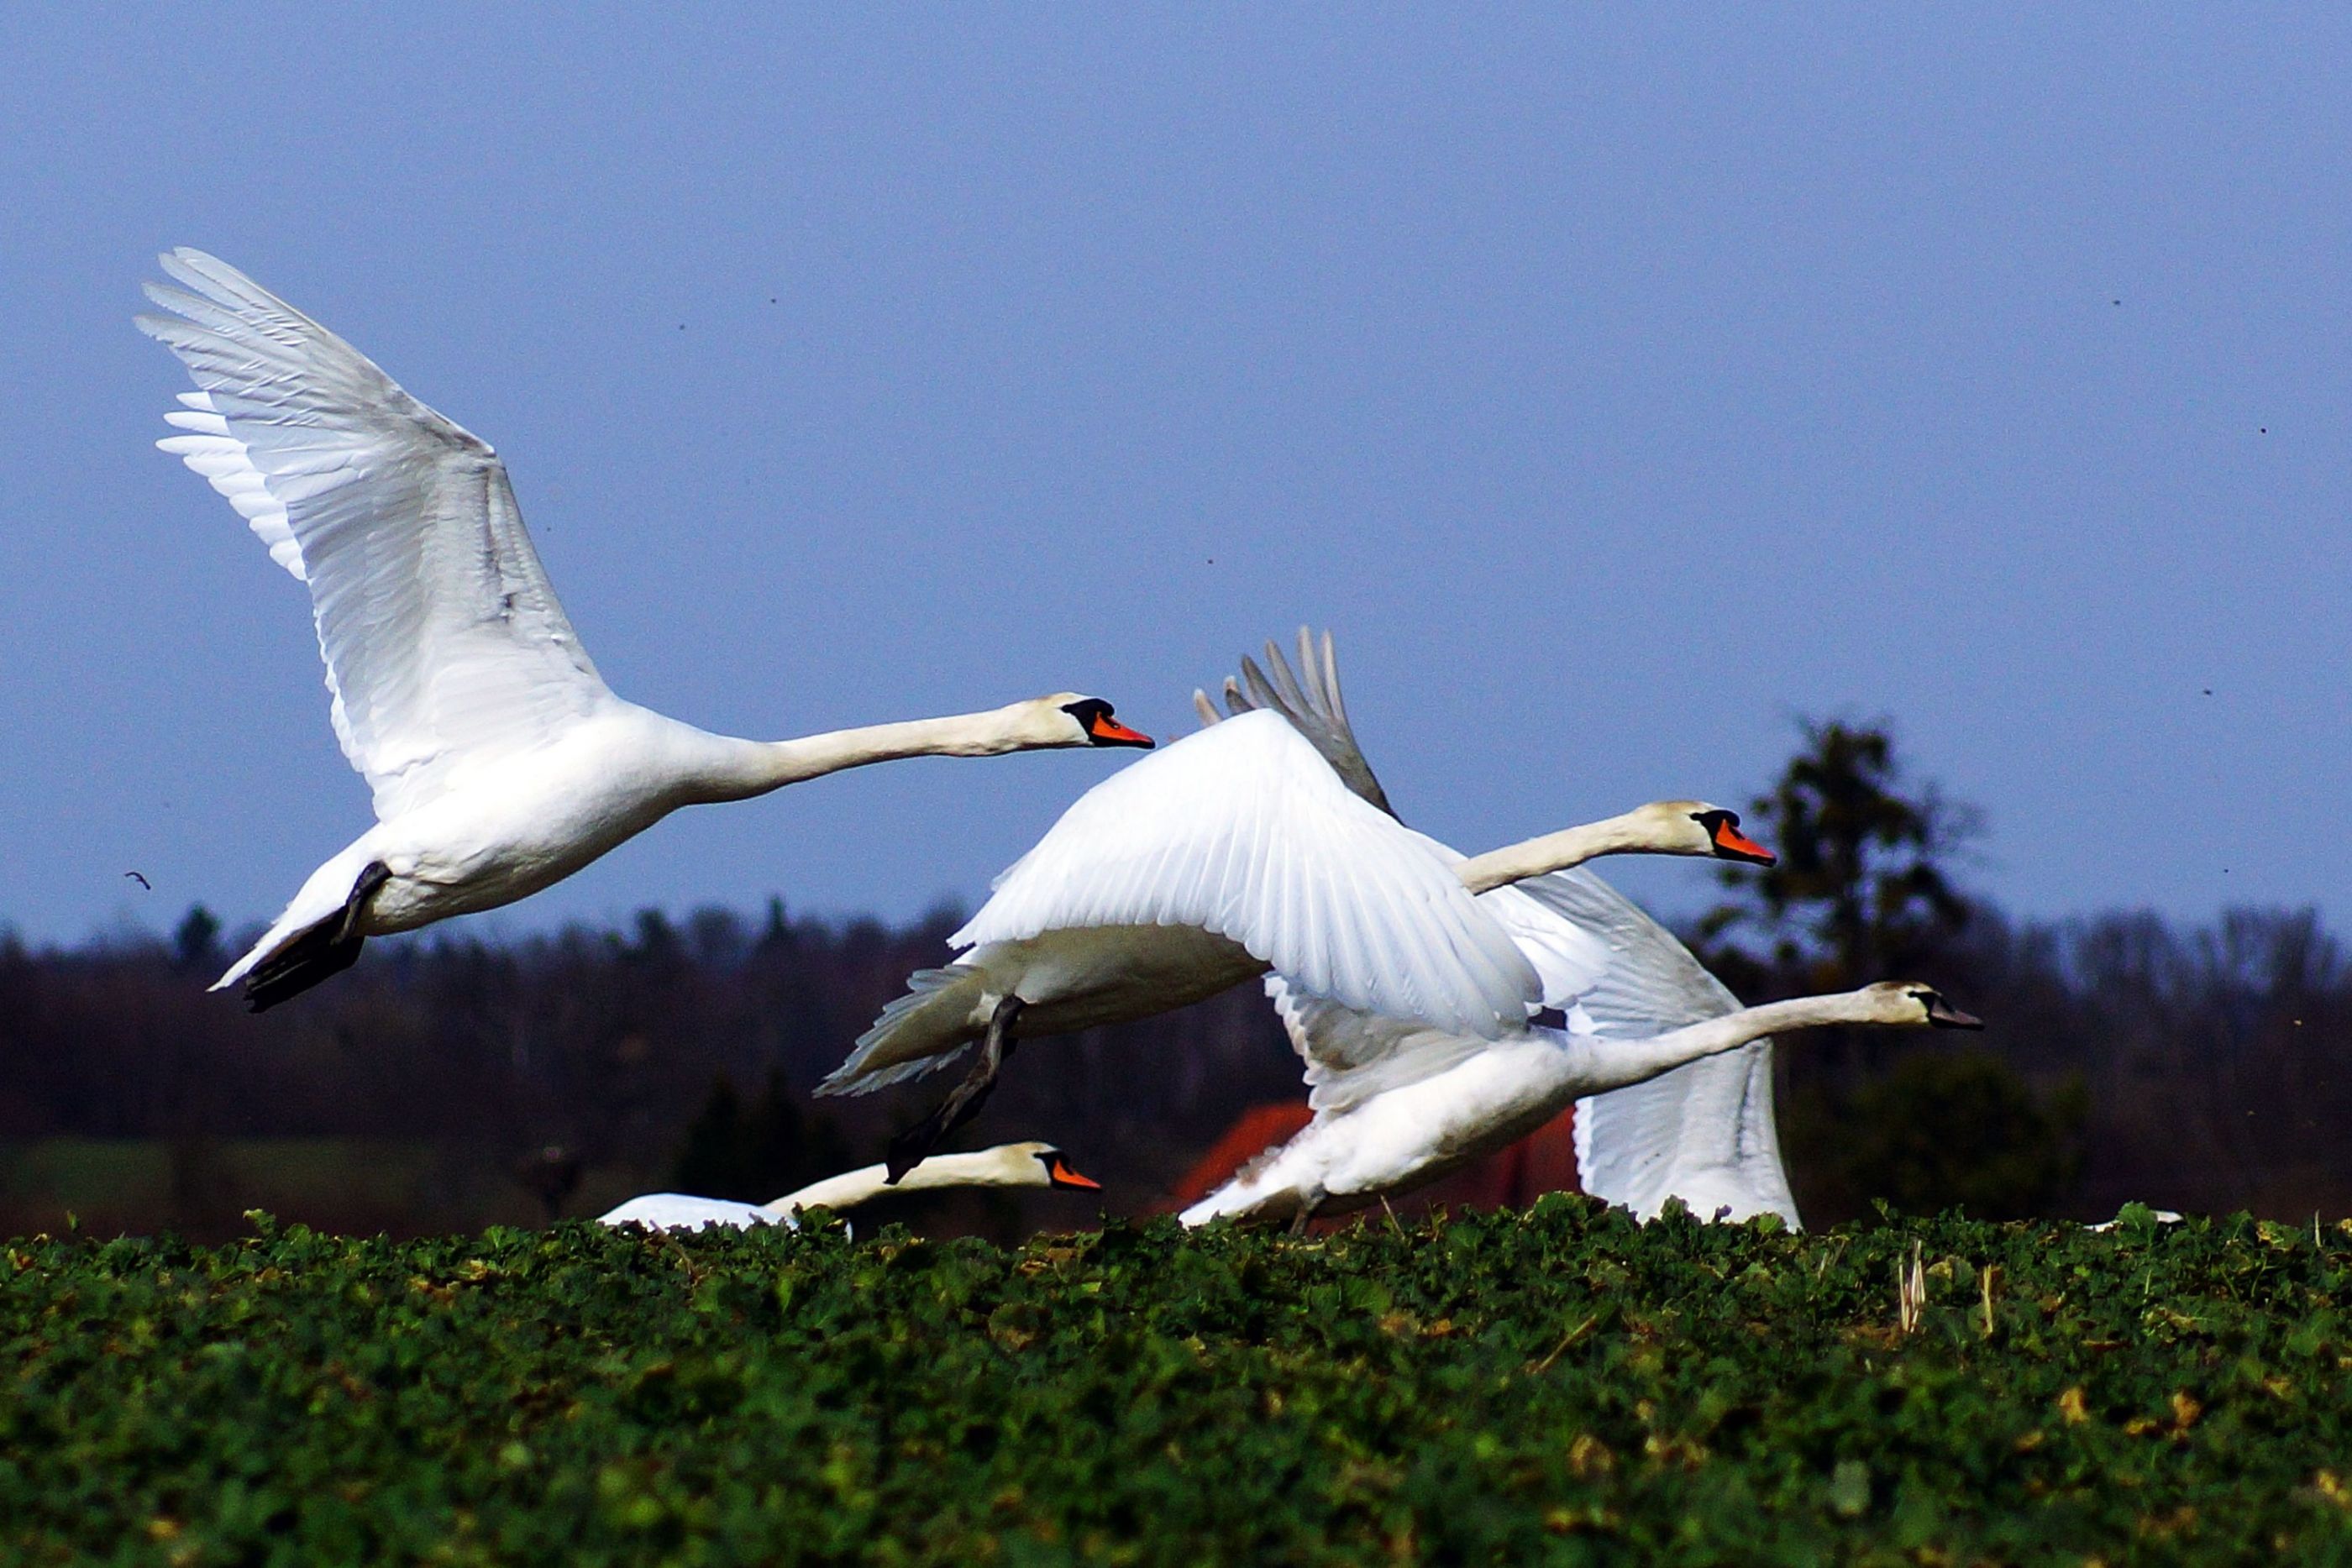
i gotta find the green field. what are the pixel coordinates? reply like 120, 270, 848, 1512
4, 1198, 2348, 1563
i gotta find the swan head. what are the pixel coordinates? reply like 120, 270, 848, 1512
1634, 801, 1777, 865
1852, 980, 1985, 1030
969, 1141, 1104, 1190
1032, 695, 1155, 750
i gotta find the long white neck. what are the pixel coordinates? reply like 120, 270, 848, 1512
1568, 992, 1878, 1094
690, 707, 1058, 804
762, 1150, 1021, 1215
1453, 810, 1678, 894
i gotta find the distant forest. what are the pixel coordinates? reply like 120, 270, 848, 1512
4, 721, 2347, 1240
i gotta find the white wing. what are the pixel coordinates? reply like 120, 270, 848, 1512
139, 249, 610, 822
1212, 627, 1396, 815
1270, 983, 1500, 1114
1574, 1041, 1790, 1225
1205, 627, 1795, 1222
1510, 869, 1799, 1228
1263, 857, 1798, 1225
1259, 830, 1606, 1112
956, 711, 1539, 1041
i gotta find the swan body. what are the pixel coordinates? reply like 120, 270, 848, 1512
1181, 983, 1982, 1226
139, 249, 1148, 1008
817, 709, 1757, 1102
598, 1193, 783, 1231
843, 924, 1266, 1093
1207, 630, 1803, 1227
598, 1141, 1100, 1231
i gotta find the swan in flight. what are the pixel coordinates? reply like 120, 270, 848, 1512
597, 1141, 1100, 1231
817, 703, 1773, 1177
138, 250, 1150, 1009
1179, 981, 1981, 1229
1205, 630, 1806, 1228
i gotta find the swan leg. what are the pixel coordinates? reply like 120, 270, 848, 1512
1287, 1187, 1326, 1238
885, 994, 1025, 1183
243, 861, 391, 1014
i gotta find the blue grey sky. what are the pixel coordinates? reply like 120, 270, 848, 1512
3, 8, 2346, 947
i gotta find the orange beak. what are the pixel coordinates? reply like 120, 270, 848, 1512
1047, 1156, 1102, 1191
1089, 713, 1154, 747
1711, 819, 1777, 866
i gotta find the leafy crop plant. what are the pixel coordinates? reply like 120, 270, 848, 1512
5, 1200, 2350, 1561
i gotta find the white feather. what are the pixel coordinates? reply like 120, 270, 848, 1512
138, 248, 611, 823
138, 251, 1130, 1006
1514, 869, 1798, 1227
598, 1193, 784, 1231
953, 711, 1539, 1042
1198, 629, 1801, 1230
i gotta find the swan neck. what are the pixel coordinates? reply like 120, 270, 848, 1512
697, 710, 1037, 801
764, 1162, 894, 1215
1454, 811, 1652, 894
1583, 993, 1862, 1092
764, 1151, 1016, 1215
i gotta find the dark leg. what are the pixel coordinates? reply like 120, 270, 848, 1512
885, 994, 1024, 1183
1287, 1187, 1326, 1238
242, 861, 391, 1013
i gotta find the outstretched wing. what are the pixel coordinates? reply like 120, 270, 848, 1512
955, 711, 1538, 1041
139, 249, 610, 821
1260, 829, 1611, 1112
1509, 868, 1798, 1228
1270, 983, 1501, 1114
1200, 626, 1795, 1222
1265, 857, 1798, 1230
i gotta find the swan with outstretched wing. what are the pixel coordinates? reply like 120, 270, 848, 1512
140, 250, 1150, 1009
825, 694, 1765, 1179
1186, 629, 1802, 1228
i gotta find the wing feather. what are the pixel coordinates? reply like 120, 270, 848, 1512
1269, 979, 1500, 1114
1217, 627, 1396, 816
139, 249, 610, 821
1509, 868, 1799, 1227
1200, 627, 1797, 1224
1262, 849, 1798, 1235
954, 711, 1536, 1040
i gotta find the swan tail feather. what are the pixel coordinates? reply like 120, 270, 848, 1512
816, 965, 988, 1097
238, 914, 369, 1012
1179, 1123, 1324, 1228
215, 859, 390, 1011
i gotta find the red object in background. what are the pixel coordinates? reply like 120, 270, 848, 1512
1166, 1101, 1583, 1218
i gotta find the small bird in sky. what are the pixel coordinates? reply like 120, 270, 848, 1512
123, 870, 150, 890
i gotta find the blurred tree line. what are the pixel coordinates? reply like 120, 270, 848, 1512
3, 719, 2347, 1236
0, 898, 1301, 1239
1695, 717, 2347, 1225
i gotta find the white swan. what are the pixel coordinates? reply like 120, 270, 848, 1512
1207, 630, 1803, 1228
1179, 981, 1982, 1228
597, 1141, 1101, 1231
138, 250, 1151, 1009
816, 705, 1773, 1176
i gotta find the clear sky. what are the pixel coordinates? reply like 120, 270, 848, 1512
2, 8, 2346, 947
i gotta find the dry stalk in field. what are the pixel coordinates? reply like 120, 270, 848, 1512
1896, 1240, 1925, 1335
